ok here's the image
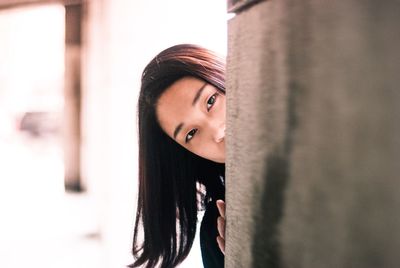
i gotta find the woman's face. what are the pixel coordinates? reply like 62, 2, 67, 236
156, 76, 226, 163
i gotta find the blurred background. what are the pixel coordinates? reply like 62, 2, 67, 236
0, 0, 228, 267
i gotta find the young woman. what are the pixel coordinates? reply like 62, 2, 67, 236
130, 44, 226, 268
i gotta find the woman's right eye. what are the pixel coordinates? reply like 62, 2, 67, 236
185, 128, 197, 143
207, 94, 217, 111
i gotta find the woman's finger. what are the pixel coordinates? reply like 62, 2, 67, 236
216, 200, 225, 218
217, 216, 225, 239
216, 236, 225, 255
216, 200, 226, 255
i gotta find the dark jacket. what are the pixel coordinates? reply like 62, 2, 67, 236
200, 176, 225, 268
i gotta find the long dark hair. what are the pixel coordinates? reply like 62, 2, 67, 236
130, 44, 226, 267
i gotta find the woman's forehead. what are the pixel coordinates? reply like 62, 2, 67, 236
157, 77, 205, 109
165, 77, 205, 96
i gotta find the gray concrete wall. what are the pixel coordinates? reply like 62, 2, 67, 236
226, 1, 400, 267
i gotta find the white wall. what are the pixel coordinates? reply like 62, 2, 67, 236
82, 1, 227, 267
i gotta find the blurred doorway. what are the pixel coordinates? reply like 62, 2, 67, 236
0, 4, 103, 268
0, 4, 65, 193
0, 1, 85, 192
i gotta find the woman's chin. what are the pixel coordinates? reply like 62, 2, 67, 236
212, 156, 225, 164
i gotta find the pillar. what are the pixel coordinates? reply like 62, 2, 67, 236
226, 1, 400, 267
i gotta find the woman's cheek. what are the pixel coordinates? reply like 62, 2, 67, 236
216, 98, 225, 119
194, 144, 208, 159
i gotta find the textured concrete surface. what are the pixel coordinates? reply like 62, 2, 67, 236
226, 1, 400, 267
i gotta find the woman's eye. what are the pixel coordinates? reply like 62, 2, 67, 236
185, 128, 197, 143
207, 94, 217, 111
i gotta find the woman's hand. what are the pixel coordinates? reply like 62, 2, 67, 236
216, 200, 226, 255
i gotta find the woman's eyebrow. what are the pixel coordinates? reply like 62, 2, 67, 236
173, 122, 183, 140
192, 82, 207, 106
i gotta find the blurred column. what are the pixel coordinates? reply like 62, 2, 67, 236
226, 0, 400, 267
63, 2, 82, 191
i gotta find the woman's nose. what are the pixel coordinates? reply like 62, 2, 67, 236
213, 124, 225, 143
